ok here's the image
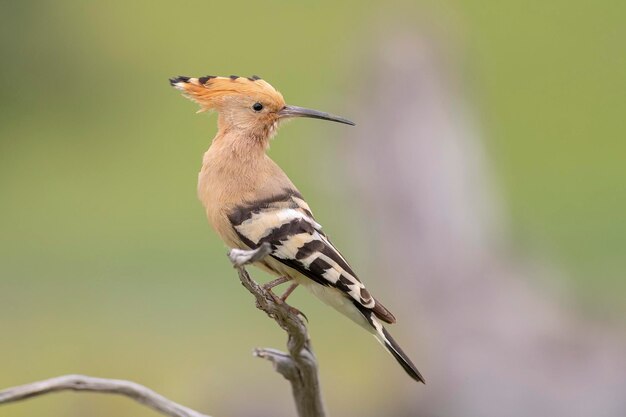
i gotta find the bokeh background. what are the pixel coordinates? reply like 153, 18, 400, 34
1, 1, 624, 417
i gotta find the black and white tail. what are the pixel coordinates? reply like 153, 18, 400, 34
370, 314, 425, 383
221, 189, 424, 382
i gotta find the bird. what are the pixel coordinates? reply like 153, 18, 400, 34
169, 74, 424, 383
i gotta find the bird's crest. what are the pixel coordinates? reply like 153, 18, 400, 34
169, 75, 285, 112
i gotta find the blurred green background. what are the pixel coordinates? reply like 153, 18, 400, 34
1, 1, 624, 417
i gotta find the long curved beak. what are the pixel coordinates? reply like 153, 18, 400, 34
278, 105, 355, 126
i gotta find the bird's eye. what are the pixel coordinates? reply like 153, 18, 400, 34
252, 102, 264, 112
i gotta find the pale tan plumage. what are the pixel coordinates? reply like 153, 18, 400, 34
170, 75, 424, 383
198, 133, 293, 248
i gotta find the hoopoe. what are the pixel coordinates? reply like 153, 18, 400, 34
169, 74, 424, 383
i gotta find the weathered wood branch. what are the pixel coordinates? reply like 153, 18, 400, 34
228, 243, 327, 417
0, 374, 211, 417
0, 244, 326, 417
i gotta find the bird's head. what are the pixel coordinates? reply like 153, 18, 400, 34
170, 75, 354, 140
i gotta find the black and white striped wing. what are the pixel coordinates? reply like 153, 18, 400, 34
228, 190, 395, 324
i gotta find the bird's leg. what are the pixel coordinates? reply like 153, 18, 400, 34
280, 283, 299, 302
263, 279, 305, 320
279, 283, 306, 321
227, 246, 306, 320
263, 276, 291, 291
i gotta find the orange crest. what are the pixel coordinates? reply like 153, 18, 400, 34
169, 75, 285, 112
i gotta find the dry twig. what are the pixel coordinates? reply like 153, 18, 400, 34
0, 374, 211, 417
0, 244, 326, 417
228, 243, 326, 417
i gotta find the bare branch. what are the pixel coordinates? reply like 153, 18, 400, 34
0, 244, 326, 417
229, 243, 327, 417
0, 374, 211, 417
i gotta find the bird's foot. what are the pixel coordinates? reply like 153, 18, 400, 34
287, 304, 308, 322
263, 283, 307, 322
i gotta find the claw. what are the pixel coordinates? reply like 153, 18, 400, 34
287, 305, 308, 322
263, 286, 307, 322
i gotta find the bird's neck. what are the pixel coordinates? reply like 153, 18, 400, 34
198, 128, 290, 211
201, 129, 266, 190
197, 126, 297, 247
213, 124, 269, 160
216, 113, 275, 150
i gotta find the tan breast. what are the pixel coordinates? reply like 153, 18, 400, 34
197, 133, 297, 248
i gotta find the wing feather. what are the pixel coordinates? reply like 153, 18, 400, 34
228, 190, 396, 324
